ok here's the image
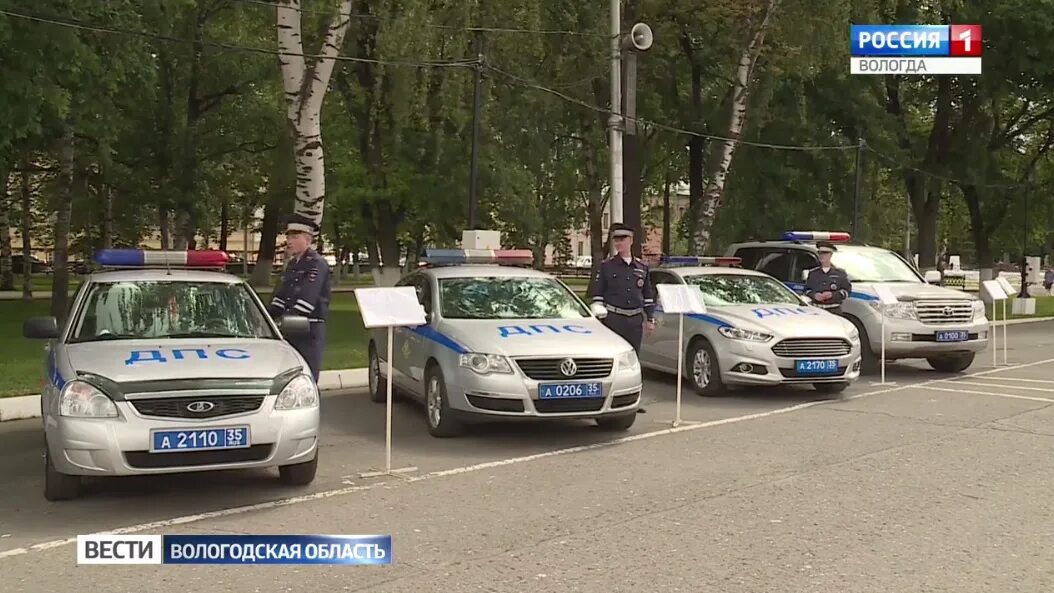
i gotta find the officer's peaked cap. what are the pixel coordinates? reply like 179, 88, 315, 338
816, 240, 837, 253
285, 213, 319, 235
610, 223, 635, 238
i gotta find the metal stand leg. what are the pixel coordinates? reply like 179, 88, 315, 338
360, 326, 418, 479
871, 310, 895, 386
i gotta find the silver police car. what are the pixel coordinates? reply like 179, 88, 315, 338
365, 249, 643, 437
22, 250, 321, 501
640, 257, 862, 396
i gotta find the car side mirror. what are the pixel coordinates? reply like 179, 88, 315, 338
277, 315, 311, 339
924, 270, 941, 285
801, 269, 810, 282
23, 316, 60, 340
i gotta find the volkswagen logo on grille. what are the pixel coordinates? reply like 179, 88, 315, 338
943, 306, 954, 316
186, 401, 215, 413
559, 358, 578, 377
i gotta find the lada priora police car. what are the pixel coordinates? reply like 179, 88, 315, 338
640, 256, 862, 396
727, 232, 989, 373
22, 249, 321, 501
366, 249, 644, 437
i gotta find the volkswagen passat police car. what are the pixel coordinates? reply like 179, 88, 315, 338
640, 256, 862, 396
365, 249, 644, 437
727, 232, 989, 373
22, 249, 321, 501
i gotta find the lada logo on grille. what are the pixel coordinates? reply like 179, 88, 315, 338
559, 358, 578, 377
186, 401, 216, 413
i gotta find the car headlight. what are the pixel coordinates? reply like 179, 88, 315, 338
972, 299, 987, 319
459, 353, 513, 374
848, 327, 860, 344
718, 326, 773, 342
617, 349, 639, 370
275, 374, 320, 410
869, 301, 917, 320
59, 380, 117, 418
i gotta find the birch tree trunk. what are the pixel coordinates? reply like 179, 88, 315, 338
691, 0, 780, 253
50, 126, 75, 320
20, 160, 33, 302
0, 166, 14, 291
276, 0, 354, 227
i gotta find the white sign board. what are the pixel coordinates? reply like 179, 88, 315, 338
872, 285, 898, 306
656, 284, 707, 315
981, 280, 1008, 301
996, 276, 1014, 296
354, 287, 427, 328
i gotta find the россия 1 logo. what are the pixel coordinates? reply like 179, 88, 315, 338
850, 24, 982, 75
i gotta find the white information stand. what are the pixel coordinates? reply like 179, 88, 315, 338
871, 285, 898, 386
996, 277, 1014, 365
982, 280, 1008, 368
655, 284, 708, 427
353, 286, 427, 479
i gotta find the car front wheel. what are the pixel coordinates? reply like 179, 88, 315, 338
595, 413, 636, 431
425, 365, 463, 438
44, 446, 81, 501
927, 353, 975, 373
813, 382, 850, 397
279, 451, 318, 486
688, 339, 726, 396
368, 342, 385, 403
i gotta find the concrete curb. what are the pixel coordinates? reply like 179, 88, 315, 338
0, 368, 370, 423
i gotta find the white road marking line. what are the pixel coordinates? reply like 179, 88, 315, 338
951, 376, 1054, 385
941, 380, 1054, 394
4, 356, 1054, 561
918, 385, 1054, 404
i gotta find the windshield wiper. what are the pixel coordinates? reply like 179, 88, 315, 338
165, 331, 249, 339
77, 333, 137, 342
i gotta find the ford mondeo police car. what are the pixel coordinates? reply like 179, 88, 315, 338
22, 249, 321, 501
366, 249, 644, 437
727, 232, 989, 374
640, 256, 862, 396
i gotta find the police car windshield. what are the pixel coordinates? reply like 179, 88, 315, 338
830, 247, 922, 283
69, 281, 277, 342
439, 277, 590, 319
683, 274, 802, 307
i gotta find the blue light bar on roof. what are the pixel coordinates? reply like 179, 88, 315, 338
421, 248, 533, 266
781, 231, 852, 242
659, 255, 741, 267
94, 249, 230, 267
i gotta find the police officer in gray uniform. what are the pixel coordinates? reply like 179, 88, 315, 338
588, 223, 656, 353
805, 240, 852, 315
269, 214, 332, 382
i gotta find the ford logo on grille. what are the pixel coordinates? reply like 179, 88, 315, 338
186, 401, 215, 413
560, 358, 578, 377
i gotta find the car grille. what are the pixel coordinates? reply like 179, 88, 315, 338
914, 300, 974, 324
779, 367, 848, 379
771, 338, 852, 358
130, 396, 266, 419
514, 358, 613, 380
124, 445, 273, 469
534, 398, 606, 413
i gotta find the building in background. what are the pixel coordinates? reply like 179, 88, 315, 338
545, 182, 691, 267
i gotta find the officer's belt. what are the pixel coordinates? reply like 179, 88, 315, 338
814, 303, 840, 309
605, 305, 643, 316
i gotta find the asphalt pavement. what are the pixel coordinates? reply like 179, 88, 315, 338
2, 322, 1054, 592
